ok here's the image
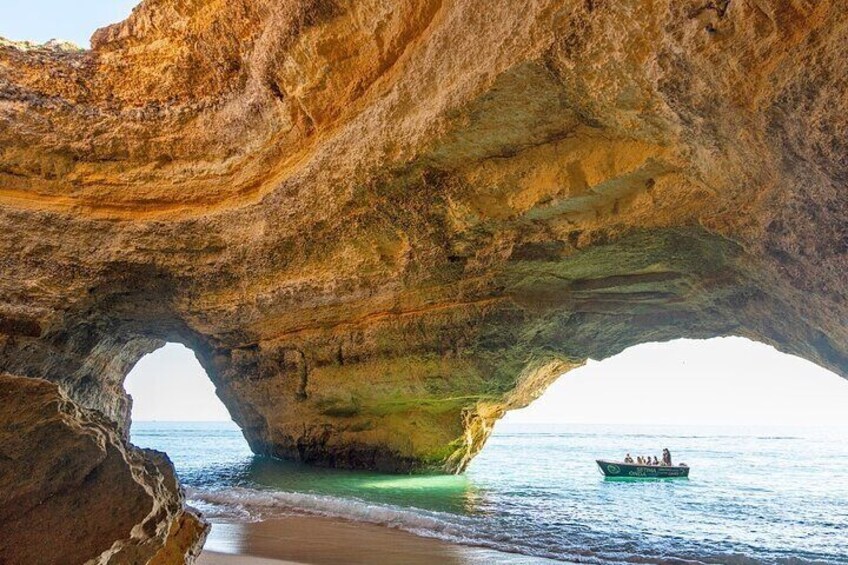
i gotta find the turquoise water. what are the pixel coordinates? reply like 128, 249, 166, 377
131, 422, 848, 564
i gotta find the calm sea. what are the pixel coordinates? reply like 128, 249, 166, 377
131, 422, 848, 564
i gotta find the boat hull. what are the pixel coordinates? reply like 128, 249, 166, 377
596, 459, 690, 478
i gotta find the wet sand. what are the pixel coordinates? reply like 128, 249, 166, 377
199, 552, 301, 565
197, 514, 562, 565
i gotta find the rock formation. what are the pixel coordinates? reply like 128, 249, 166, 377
0, 0, 845, 491
0, 373, 207, 564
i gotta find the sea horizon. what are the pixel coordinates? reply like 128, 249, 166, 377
132, 421, 848, 564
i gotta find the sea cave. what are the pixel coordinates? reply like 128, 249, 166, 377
1, 0, 846, 562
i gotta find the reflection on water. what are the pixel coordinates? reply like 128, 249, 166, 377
134, 420, 486, 515
240, 456, 481, 515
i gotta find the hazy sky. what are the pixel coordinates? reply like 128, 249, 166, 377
126, 343, 231, 422
501, 337, 848, 427
125, 338, 848, 427
0, 0, 138, 46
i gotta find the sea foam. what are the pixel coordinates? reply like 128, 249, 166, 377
186, 486, 569, 562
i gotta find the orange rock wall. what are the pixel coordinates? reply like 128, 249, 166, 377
0, 0, 845, 476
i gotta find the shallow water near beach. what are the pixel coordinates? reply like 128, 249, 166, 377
132, 422, 848, 564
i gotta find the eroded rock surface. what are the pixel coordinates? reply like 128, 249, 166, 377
0, 0, 845, 478
0, 373, 207, 564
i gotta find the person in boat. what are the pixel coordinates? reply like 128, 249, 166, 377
624, 453, 634, 463
652, 456, 660, 466
636, 456, 644, 465
662, 448, 672, 466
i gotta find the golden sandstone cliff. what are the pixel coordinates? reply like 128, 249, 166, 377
0, 0, 846, 561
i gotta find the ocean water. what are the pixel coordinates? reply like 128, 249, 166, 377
131, 422, 848, 564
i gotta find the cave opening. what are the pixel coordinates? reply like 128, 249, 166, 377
123, 342, 251, 474
0, 0, 139, 47
125, 342, 230, 423
455, 337, 848, 562
471, 336, 848, 474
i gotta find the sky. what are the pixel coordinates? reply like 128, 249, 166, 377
501, 337, 848, 427
0, 0, 139, 47
126, 343, 231, 422
125, 338, 848, 427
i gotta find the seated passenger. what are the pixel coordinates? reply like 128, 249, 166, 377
652, 456, 660, 466
624, 453, 634, 463
636, 456, 644, 464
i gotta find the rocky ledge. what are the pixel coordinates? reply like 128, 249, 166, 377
0, 0, 846, 558
0, 373, 207, 564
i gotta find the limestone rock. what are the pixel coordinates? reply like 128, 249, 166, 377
0, 373, 207, 564
0, 0, 845, 477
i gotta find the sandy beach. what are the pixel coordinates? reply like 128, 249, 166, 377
197, 514, 560, 565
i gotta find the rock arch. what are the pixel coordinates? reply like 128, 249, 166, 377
1, 0, 846, 559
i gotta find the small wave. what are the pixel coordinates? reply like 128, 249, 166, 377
188, 497, 260, 523
188, 486, 471, 536
187, 486, 577, 562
